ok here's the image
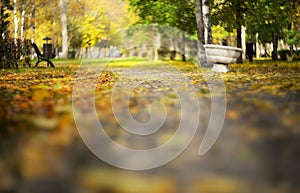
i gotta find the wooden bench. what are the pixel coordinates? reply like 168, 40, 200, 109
31, 43, 55, 67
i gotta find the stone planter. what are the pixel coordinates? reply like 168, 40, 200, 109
204, 44, 242, 72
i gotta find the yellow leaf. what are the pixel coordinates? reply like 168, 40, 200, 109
31, 90, 52, 102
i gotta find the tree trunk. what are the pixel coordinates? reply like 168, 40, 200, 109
60, 0, 68, 59
272, 32, 278, 60
181, 31, 186, 62
236, 26, 242, 64
1, 0, 12, 38
241, 26, 246, 59
13, 0, 19, 44
30, 1, 35, 43
202, 0, 212, 44
20, 0, 25, 43
0, 2, 3, 37
255, 33, 260, 58
152, 25, 159, 61
170, 38, 176, 60
195, 0, 208, 67
170, 30, 176, 60
55, 36, 59, 57
153, 45, 158, 61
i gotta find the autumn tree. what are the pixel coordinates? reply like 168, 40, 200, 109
129, 0, 197, 61
129, 0, 214, 65
19, 0, 61, 49
129, 0, 203, 35
0, 0, 13, 68
286, 0, 300, 49
0, 0, 12, 38
13, 0, 18, 43
68, 0, 136, 57
211, 0, 255, 63
247, 0, 298, 59
6, 0, 65, 57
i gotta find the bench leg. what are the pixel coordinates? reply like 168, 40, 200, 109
35, 60, 41, 67
34, 58, 54, 68
47, 60, 55, 68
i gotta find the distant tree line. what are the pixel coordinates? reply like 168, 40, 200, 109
1, 0, 300, 68
0, 0, 135, 69
129, 0, 300, 64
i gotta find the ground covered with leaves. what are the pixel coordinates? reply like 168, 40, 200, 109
0, 59, 299, 193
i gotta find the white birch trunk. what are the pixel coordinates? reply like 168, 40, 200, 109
195, 0, 209, 67
14, 0, 19, 44
152, 25, 159, 61
242, 26, 246, 59
256, 33, 260, 58
60, 0, 68, 58
202, 0, 212, 44
20, 0, 25, 43
30, 1, 35, 43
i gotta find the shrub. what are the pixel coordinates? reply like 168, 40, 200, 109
278, 49, 300, 61
278, 50, 291, 60
0, 38, 32, 69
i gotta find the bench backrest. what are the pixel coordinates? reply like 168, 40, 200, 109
31, 43, 42, 56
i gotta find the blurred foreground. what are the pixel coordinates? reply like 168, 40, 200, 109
0, 60, 299, 193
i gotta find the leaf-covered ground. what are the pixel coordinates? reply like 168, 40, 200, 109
0, 59, 299, 193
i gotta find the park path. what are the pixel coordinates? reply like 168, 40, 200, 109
0, 64, 299, 193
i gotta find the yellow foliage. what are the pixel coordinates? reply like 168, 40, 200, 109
6, 0, 137, 49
